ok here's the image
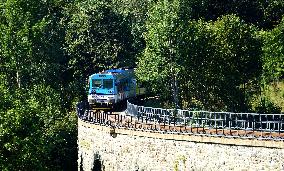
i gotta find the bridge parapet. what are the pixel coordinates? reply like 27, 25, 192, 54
76, 100, 284, 141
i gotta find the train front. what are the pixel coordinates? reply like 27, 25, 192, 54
88, 73, 116, 107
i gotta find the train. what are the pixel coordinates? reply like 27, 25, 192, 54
87, 68, 145, 108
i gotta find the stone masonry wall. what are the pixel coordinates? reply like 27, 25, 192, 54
78, 120, 284, 171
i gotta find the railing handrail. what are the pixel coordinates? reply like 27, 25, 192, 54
126, 100, 284, 133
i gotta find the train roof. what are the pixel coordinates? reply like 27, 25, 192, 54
89, 68, 134, 78
105, 68, 133, 74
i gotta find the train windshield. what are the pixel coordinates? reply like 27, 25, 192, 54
103, 79, 113, 89
92, 79, 102, 88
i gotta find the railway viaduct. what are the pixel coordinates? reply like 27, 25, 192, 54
77, 102, 284, 171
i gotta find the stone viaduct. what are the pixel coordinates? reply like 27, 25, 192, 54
78, 118, 284, 171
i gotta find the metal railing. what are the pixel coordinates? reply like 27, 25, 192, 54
76, 100, 284, 141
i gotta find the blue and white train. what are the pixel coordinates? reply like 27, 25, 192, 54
88, 68, 145, 107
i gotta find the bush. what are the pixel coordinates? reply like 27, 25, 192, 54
254, 97, 281, 114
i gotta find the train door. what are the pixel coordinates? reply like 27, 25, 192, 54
115, 81, 124, 102
129, 79, 136, 98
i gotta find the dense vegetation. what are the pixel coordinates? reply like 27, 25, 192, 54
0, 0, 283, 170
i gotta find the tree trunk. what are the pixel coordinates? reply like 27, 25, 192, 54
16, 70, 21, 89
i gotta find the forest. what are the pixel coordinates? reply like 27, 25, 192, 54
0, 0, 283, 170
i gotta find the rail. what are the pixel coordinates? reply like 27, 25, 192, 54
76, 100, 284, 141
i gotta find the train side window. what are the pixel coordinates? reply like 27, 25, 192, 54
103, 79, 113, 89
123, 81, 129, 91
117, 83, 123, 92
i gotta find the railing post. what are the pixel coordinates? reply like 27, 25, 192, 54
215, 113, 217, 135
163, 110, 166, 128
229, 113, 232, 135
252, 113, 255, 134
260, 113, 263, 137
222, 113, 225, 135
141, 107, 144, 123
278, 115, 281, 135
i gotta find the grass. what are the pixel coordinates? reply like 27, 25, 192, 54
250, 80, 284, 113
265, 81, 284, 112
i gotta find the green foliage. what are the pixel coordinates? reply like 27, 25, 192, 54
136, 0, 181, 104
0, 0, 77, 170
208, 15, 262, 111
254, 97, 281, 114
261, 16, 284, 81
138, 11, 262, 112
0, 85, 77, 170
65, 0, 136, 80
176, 19, 215, 110
111, 0, 151, 52
178, 0, 284, 29
0, 0, 70, 90
250, 81, 284, 113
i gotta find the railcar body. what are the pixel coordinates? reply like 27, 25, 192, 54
88, 68, 144, 107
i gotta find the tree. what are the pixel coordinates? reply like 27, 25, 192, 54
136, 0, 181, 107
0, 1, 78, 170
177, 0, 284, 29
111, 0, 151, 54
0, 85, 77, 170
261, 16, 284, 82
176, 19, 216, 110
0, 0, 70, 90
176, 15, 262, 112
0, 0, 35, 89
138, 7, 262, 111
208, 14, 262, 111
